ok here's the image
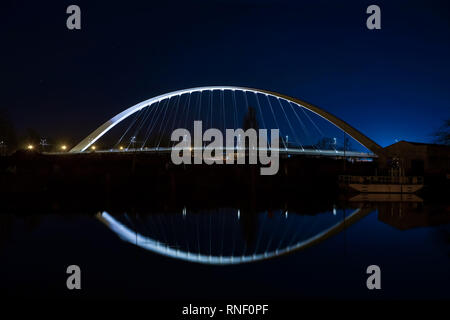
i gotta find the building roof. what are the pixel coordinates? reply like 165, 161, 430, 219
385, 140, 450, 149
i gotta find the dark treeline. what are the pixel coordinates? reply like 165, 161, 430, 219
0, 109, 76, 155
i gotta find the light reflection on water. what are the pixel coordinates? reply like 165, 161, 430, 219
0, 197, 449, 299
97, 206, 371, 264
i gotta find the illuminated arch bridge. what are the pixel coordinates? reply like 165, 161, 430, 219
70, 86, 381, 158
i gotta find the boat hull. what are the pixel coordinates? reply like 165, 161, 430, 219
348, 184, 423, 193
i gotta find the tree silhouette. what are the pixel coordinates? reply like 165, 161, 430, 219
434, 119, 450, 145
0, 109, 17, 154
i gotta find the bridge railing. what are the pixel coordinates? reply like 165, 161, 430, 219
339, 175, 424, 185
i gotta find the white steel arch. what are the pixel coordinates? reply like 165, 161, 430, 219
70, 86, 383, 155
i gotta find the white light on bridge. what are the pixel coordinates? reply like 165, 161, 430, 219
69, 86, 380, 156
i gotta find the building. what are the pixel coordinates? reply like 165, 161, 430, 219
381, 140, 450, 176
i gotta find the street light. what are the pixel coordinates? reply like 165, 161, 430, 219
27, 144, 34, 150
91, 145, 96, 150
40, 138, 48, 152
61, 145, 67, 151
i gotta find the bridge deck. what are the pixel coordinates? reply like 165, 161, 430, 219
50, 147, 376, 158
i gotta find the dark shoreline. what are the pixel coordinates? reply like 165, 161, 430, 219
0, 150, 448, 215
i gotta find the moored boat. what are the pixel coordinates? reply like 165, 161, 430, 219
339, 175, 424, 193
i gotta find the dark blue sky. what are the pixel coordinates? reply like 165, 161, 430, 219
1, 0, 449, 147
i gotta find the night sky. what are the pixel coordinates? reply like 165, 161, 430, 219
1, 0, 449, 147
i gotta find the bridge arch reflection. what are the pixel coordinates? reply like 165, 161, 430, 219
97, 206, 371, 265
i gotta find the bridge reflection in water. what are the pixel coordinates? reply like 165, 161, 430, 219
97, 205, 373, 265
